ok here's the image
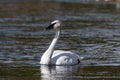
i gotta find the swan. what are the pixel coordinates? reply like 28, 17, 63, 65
40, 20, 80, 66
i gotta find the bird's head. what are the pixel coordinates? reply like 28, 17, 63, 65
46, 20, 61, 30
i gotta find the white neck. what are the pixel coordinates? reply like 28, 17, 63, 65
40, 30, 61, 65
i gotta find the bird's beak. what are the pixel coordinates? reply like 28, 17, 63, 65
46, 23, 55, 30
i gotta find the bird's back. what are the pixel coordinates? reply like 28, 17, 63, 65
51, 50, 80, 65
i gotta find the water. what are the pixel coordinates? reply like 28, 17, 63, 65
0, 0, 120, 80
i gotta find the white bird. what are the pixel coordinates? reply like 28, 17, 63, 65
40, 20, 81, 66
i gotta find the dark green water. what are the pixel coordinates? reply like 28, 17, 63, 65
0, 0, 120, 80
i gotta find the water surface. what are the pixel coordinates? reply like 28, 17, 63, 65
0, 0, 120, 80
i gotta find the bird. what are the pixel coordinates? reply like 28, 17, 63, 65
40, 20, 81, 66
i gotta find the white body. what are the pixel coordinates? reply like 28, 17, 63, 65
40, 20, 80, 66
40, 50, 80, 66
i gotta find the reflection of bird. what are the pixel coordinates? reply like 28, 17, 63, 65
40, 20, 81, 65
40, 65, 78, 80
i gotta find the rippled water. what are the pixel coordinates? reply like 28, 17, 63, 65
0, 0, 120, 80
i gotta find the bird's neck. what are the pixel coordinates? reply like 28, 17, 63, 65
40, 30, 61, 65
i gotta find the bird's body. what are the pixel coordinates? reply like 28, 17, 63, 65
40, 50, 80, 66
40, 20, 80, 66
